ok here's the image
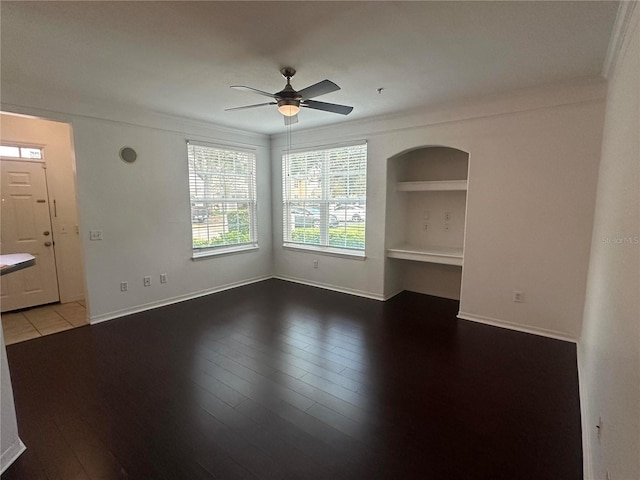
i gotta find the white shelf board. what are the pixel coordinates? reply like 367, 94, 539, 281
386, 245, 463, 266
396, 180, 468, 192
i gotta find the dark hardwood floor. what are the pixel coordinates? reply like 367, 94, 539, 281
2, 279, 582, 480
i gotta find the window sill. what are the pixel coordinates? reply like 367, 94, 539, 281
283, 243, 366, 260
192, 244, 259, 260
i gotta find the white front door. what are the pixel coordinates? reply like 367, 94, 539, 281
1, 160, 60, 311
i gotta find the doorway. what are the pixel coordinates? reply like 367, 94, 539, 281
0, 113, 88, 343
1, 159, 60, 310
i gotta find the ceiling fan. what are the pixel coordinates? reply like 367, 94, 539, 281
225, 67, 353, 125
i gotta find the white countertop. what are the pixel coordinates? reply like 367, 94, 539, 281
0, 254, 36, 275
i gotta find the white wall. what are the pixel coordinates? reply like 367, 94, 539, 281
0, 114, 85, 303
0, 328, 25, 473
0, 58, 624, 477
0, 101, 272, 322
72, 117, 272, 322
3, 78, 605, 341
580, 4, 640, 480
272, 79, 605, 339
459, 100, 604, 340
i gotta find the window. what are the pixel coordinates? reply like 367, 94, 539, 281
0, 145, 42, 159
282, 142, 367, 254
187, 141, 257, 257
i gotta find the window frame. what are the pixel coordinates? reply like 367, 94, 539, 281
186, 140, 258, 259
282, 141, 367, 258
0, 144, 43, 160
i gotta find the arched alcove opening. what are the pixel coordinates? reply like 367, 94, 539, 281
384, 146, 469, 300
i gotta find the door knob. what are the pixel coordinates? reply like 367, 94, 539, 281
44, 241, 52, 247
43, 231, 50, 236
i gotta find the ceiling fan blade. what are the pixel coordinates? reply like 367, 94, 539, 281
303, 100, 353, 115
230, 85, 277, 98
284, 114, 299, 126
297, 79, 340, 100
225, 102, 276, 111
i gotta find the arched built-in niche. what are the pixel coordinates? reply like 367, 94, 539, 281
384, 146, 469, 300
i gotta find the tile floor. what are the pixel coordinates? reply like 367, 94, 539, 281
1, 300, 88, 345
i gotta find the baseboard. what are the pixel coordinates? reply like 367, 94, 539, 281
1, 438, 26, 475
383, 288, 404, 301
87, 279, 577, 343
90, 274, 387, 324
89, 275, 273, 324
576, 344, 593, 480
457, 311, 577, 343
273, 275, 386, 301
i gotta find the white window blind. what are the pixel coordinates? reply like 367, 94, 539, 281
187, 141, 257, 255
282, 142, 367, 252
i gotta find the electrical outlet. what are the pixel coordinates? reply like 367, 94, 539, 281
120, 281, 128, 292
143, 276, 151, 287
313, 259, 319, 269
444, 223, 450, 231
89, 230, 103, 241
513, 291, 524, 303
444, 211, 451, 221
160, 273, 167, 284
423, 222, 429, 230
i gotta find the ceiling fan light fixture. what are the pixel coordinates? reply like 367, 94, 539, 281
228, 68, 353, 123
277, 100, 300, 117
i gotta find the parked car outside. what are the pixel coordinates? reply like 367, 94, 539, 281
292, 206, 339, 228
191, 205, 209, 223
330, 203, 366, 222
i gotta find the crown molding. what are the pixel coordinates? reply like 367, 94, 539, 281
602, 1, 639, 79
271, 76, 607, 146
1, 95, 269, 148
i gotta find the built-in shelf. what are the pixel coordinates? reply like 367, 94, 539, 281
386, 245, 463, 266
396, 180, 468, 192
385, 147, 469, 298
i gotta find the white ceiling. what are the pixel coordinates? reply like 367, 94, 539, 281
1, 1, 618, 135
